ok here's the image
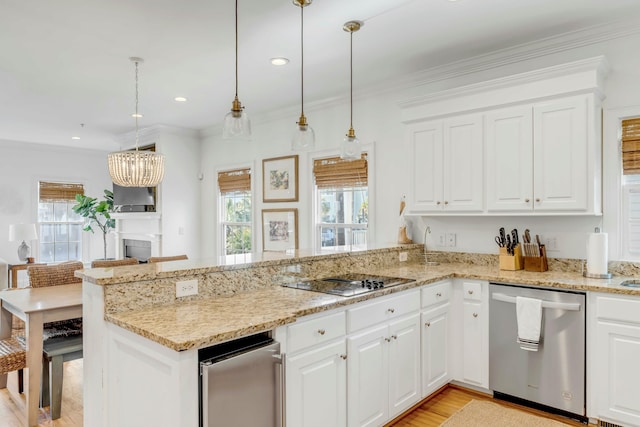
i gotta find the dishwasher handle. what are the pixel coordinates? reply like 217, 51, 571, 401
492, 292, 581, 311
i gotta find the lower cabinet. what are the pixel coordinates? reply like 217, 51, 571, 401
347, 313, 421, 427
286, 339, 348, 427
592, 293, 640, 427
421, 302, 450, 396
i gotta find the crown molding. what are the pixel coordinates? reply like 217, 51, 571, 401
116, 124, 200, 147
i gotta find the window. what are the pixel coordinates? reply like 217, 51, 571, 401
218, 168, 252, 255
38, 181, 84, 263
313, 154, 368, 250
622, 117, 640, 257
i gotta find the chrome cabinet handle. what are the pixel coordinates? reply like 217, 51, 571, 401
425, 322, 431, 327
536, 198, 541, 203
468, 290, 473, 295
525, 198, 530, 203
387, 308, 395, 313
436, 201, 441, 205
317, 329, 326, 335
473, 313, 478, 318
391, 335, 397, 340
385, 337, 391, 342
444, 201, 449, 205
436, 292, 442, 297
340, 354, 347, 360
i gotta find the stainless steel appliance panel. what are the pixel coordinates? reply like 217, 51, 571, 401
489, 283, 586, 416
201, 338, 281, 427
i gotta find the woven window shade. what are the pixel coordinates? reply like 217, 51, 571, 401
218, 168, 251, 193
622, 118, 640, 175
313, 153, 368, 189
39, 182, 85, 202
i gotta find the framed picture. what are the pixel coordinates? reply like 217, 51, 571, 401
262, 208, 298, 251
262, 155, 298, 202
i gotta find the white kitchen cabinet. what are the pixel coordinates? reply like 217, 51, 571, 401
287, 338, 348, 427
387, 314, 422, 419
408, 114, 483, 213
421, 280, 452, 397
486, 95, 597, 213
591, 293, 640, 427
451, 280, 489, 389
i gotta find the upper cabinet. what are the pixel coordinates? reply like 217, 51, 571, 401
401, 56, 607, 216
408, 114, 483, 213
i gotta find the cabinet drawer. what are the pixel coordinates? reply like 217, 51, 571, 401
596, 295, 640, 324
347, 290, 420, 332
421, 282, 451, 308
287, 311, 346, 353
463, 281, 482, 301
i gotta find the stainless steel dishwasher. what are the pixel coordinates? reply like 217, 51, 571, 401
489, 282, 586, 421
199, 333, 282, 427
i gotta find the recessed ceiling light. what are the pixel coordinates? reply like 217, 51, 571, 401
174, 96, 187, 102
131, 113, 143, 118
71, 136, 81, 140
271, 57, 289, 66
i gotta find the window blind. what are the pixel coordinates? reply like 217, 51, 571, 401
622, 117, 640, 175
39, 181, 84, 202
218, 168, 251, 193
313, 153, 368, 189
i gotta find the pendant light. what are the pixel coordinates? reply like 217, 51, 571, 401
108, 58, 165, 187
291, 0, 315, 151
222, 0, 251, 140
340, 20, 363, 160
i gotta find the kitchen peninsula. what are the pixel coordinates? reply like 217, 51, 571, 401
78, 244, 640, 427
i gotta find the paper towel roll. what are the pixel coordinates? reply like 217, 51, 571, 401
587, 232, 608, 275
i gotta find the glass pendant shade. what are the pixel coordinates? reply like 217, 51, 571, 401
292, 118, 315, 150
223, 104, 251, 140
341, 131, 361, 160
108, 150, 165, 187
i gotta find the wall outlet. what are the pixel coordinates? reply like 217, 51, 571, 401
176, 279, 198, 297
543, 235, 559, 251
446, 233, 456, 247
437, 233, 446, 247
399, 252, 408, 262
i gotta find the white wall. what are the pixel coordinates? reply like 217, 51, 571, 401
199, 28, 640, 261
0, 139, 114, 264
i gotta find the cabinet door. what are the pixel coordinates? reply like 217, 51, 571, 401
485, 106, 533, 212
595, 321, 640, 426
443, 114, 484, 212
388, 313, 421, 419
287, 340, 347, 427
421, 304, 450, 397
408, 120, 444, 211
347, 324, 389, 427
533, 96, 588, 211
462, 300, 486, 387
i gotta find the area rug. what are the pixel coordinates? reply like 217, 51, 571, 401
440, 399, 571, 426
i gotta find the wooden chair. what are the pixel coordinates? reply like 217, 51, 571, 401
91, 258, 139, 268
148, 254, 188, 263
27, 261, 84, 420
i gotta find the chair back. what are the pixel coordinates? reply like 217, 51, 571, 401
91, 258, 139, 268
148, 255, 188, 263
27, 261, 83, 288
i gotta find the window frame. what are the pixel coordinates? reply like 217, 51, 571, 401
311, 145, 374, 251
217, 164, 255, 257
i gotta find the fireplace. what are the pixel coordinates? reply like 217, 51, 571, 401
112, 212, 162, 260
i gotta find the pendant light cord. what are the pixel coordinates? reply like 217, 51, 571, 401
235, 0, 239, 98
300, 4, 304, 116
134, 60, 139, 151
350, 30, 353, 129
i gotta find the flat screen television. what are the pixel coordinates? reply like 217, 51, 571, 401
112, 184, 156, 212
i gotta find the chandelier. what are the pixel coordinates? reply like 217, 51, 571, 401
108, 57, 165, 187
340, 20, 363, 160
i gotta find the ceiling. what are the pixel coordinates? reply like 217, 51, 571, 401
2, 0, 640, 152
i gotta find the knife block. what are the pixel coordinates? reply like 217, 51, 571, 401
524, 245, 549, 272
499, 245, 523, 270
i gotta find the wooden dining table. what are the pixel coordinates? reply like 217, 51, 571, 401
0, 283, 82, 427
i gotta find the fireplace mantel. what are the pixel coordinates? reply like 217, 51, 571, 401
112, 212, 162, 259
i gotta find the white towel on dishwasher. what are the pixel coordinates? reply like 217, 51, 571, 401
516, 296, 542, 351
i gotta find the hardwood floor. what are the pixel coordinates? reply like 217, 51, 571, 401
388, 385, 591, 427
0, 359, 83, 427
0, 363, 590, 427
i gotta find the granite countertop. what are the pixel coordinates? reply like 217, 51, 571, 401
105, 261, 640, 352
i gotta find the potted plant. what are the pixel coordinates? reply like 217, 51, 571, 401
72, 189, 115, 260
